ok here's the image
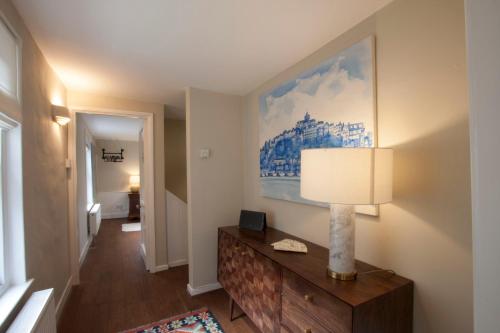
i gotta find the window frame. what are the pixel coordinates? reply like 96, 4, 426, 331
0, 12, 28, 330
85, 144, 94, 211
0, 114, 20, 296
0, 12, 22, 117
0, 129, 5, 294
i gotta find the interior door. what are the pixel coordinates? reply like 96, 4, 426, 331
138, 128, 146, 261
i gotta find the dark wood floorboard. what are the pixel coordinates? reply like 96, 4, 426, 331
58, 218, 259, 333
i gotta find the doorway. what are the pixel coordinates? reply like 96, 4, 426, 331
68, 107, 157, 285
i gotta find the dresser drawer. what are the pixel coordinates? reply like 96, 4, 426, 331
282, 269, 352, 333
282, 294, 332, 333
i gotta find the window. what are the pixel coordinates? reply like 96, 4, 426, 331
0, 14, 21, 114
85, 145, 94, 211
0, 13, 23, 294
0, 129, 5, 291
0, 114, 24, 292
0, 12, 28, 327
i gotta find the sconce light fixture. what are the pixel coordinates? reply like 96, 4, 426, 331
52, 104, 71, 126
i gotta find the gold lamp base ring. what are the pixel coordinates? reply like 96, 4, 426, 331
327, 267, 357, 281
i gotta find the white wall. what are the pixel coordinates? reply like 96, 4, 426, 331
242, 0, 472, 332
166, 190, 188, 267
465, 0, 500, 331
96, 192, 129, 219
95, 139, 140, 219
186, 87, 243, 289
76, 114, 95, 261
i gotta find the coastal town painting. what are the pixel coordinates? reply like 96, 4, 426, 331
259, 36, 377, 209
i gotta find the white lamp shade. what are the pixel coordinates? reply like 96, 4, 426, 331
129, 175, 140, 186
300, 148, 393, 205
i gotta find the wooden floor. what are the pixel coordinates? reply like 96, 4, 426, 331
58, 218, 258, 333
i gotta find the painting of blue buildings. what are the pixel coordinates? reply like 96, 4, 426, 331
259, 37, 376, 206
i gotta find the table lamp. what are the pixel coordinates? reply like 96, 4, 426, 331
129, 175, 140, 193
301, 148, 393, 280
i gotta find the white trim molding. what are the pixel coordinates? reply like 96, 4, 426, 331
0, 279, 33, 331
101, 212, 128, 219
155, 264, 169, 272
79, 238, 91, 266
168, 259, 188, 268
186, 282, 222, 296
139, 243, 146, 264
55, 276, 72, 321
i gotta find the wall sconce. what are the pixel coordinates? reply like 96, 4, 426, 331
52, 104, 71, 126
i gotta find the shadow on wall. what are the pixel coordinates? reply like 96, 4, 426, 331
389, 116, 472, 332
392, 117, 471, 250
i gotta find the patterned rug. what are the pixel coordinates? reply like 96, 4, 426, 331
119, 308, 225, 333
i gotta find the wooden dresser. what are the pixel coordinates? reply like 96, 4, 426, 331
218, 226, 413, 333
128, 192, 140, 221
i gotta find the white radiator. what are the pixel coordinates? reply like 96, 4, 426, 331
89, 203, 102, 236
7, 289, 56, 333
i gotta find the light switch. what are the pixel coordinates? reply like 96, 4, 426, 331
200, 148, 210, 159
65, 159, 72, 169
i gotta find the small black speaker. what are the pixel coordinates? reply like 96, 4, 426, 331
239, 210, 267, 232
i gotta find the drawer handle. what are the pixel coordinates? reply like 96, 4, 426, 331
234, 246, 241, 251
304, 329, 312, 333
304, 294, 314, 302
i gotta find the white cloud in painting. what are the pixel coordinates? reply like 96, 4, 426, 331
259, 38, 374, 147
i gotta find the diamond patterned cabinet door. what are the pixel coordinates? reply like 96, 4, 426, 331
218, 231, 243, 303
218, 230, 281, 333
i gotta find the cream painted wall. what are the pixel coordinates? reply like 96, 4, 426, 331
96, 139, 140, 192
242, 0, 472, 332
0, 0, 70, 307
465, 0, 500, 331
164, 118, 187, 202
95, 139, 139, 218
96, 139, 140, 219
186, 87, 243, 289
68, 91, 167, 266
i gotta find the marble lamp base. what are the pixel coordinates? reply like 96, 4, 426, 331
328, 203, 357, 281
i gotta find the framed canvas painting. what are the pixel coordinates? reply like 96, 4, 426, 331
259, 36, 378, 215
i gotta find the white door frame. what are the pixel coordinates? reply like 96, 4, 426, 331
67, 106, 157, 284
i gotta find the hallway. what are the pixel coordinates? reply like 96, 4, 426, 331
58, 219, 258, 333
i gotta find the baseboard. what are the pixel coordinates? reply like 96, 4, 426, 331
79, 238, 91, 266
55, 275, 73, 321
187, 282, 222, 296
168, 259, 188, 267
101, 212, 128, 219
155, 264, 169, 272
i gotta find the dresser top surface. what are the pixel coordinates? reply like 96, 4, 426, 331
219, 226, 413, 307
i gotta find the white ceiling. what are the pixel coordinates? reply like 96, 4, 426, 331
81, 114, 143, 141
13, 0, 392, 109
